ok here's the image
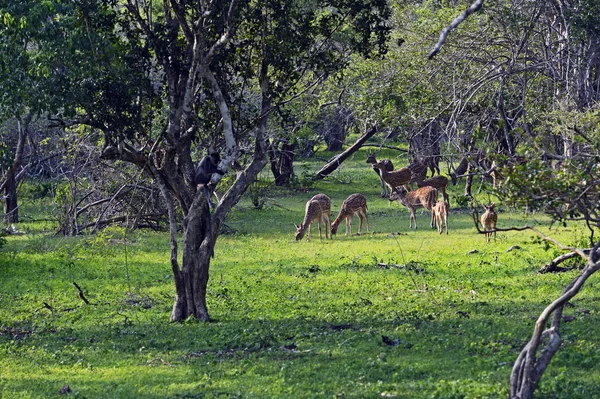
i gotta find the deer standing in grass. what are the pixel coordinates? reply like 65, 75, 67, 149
414, 174, 450, 206
295, 194, 331, 241
433, 200, 449, 234
408, 160, 428, 186
480, 203, 497, 243
331, 193, 369, 236
372, 160, 412, 193
366, 153, 394, 197
390, 186, 438, 229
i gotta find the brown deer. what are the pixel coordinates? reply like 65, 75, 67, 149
389, 186, 438, 229
480, 203, 497, 243
295, 194, 331, 241
366, 153, 394, 197
331, 193, 369, 236
408, 160, 428, 185
432, 200, 449, 235
372, 160, 412, 193
414, 175, 450, 206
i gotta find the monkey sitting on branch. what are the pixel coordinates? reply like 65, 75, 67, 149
194, 151, 226, 208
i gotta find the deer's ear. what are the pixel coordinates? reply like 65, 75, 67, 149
294, 224, 300, 229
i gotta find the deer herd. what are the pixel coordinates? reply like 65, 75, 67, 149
295, 154, 497, 242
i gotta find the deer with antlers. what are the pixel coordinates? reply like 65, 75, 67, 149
331, 193, 369, 236
366, 153, 394, 197
389, 186, 438, 229
480, 203, 497, 243
295, 194, 331, 241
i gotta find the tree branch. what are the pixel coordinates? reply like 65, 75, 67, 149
428, 0, 484, 59
314, 124, 379, 179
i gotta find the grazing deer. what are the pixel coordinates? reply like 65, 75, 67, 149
432, 201, 449, 235
414, 175, 451, 206
390, 186, 438, 229
295, 194, 331, 241
480, 203, 497, 243
331, 193, 369, 236
366, 153, 394, 197
372, 160, 412, 193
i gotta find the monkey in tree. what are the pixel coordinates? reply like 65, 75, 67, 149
194, 151, 225, 208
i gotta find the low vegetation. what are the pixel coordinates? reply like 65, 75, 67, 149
1, 152, 599, 398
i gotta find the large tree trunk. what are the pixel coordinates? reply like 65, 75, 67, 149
170, 192, 213, 321
268, 139, 296, 186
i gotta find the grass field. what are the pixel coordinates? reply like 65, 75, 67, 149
1, 149, 599, 398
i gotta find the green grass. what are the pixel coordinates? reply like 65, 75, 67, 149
1, 149, 599, 398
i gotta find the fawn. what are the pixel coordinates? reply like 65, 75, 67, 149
389, 186, 438, 229
331, 193, 369, 236
295, 194, 331, 241
366, 153, 394, 197
432, 200, 449, 235
414, 175, 450, 206
480, 203, 497, 242
372, 160, 412, 193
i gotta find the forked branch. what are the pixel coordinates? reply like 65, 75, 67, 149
509, 242, 600, 398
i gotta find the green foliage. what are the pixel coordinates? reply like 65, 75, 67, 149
1, 152, 599, 398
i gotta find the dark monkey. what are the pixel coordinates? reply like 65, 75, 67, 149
195, 152, 225, 208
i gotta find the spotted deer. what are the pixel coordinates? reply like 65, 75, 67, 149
432, 200, 449, 235
372, 160, 412, 193
331, 193, 369, 236
480, 203, 497, 243
366, 153, 394, 197
390, 186, 438, 229
408, 160, 428, 186
295, 194, 331, 241
414, 175, 450, 206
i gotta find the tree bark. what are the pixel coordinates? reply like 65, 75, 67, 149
1, 114, 29, 224
268, 140, 296, 186
509, 243, 600, 399
3, 173, 18, 223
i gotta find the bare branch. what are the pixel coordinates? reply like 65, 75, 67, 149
428, 0, 484, 59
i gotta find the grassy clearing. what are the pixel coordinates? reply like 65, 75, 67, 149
1, 149, 599, 398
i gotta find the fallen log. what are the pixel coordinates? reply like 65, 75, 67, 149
314, 125, 378, 179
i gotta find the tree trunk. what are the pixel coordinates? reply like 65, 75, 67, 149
1, 114, 28, 224
170, 192, 213, 321
268, 140, 296, 186
4, 173, 18, 223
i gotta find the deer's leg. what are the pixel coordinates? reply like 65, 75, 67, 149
445, 213, 448, 234
380, 176, 388, 197
317, 218, 323, 240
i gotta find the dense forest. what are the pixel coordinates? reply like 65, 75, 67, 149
1, 1, 599, 398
